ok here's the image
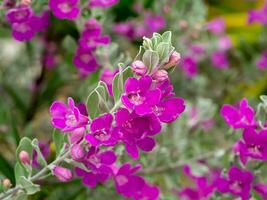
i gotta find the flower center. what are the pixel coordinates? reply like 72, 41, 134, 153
229, 181, 242, 193
248, 144, 262, 156
14, 23, 30, 33
116, 175, 128, 186
128, 93, 144, 105
88, 155, 101, 168
80, 54, 91, 63
94, 130, 110, 141
65, 113, 77, 126
15, 11, 27, 20
152, 105, 164, 116
58, 3, 72, 13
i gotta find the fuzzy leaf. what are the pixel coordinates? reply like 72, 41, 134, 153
14, 162, 28, 184
52, 129, 65, 156
19, 176, 40, 195
31, 139, 47, 167
142, 50, 159, 72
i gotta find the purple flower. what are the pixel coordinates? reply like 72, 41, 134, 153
133, 182, 160, 200
79, 19, 110, 50
11, 21, 36, 41
211, 51, 229, 69
85, 113, 119, 146
256, 52, 267, 70
144, 13, 166, 33
100, 68, 119, 96
115, 108, 161, 159
247, 4, 267, 25
220, 98, 256, 129
254, 183, 267, 199
73, 48, 98, 76
75, 147, 116, 188
153, 97, 185, 123
50, 97, 88, 132
49, 0, 80, 20
178, 165, 217, 200
180, 56, 198, 78
207, 18, 225, 35
89, 0, 119, 8
112, 22, 135, 40
218, 35, 232, 51
32, 142, 50, 168
215, 166, 253, 200
121, 76, 161, 116
235, 128, 267, 165
6, 6, 33, 24
113, 163, 144, 198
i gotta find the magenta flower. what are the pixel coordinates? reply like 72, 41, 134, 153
75, 147, 116, 188
220, 98, 256, 129
79, 19, 110, 50
85, 113, 119, 146
178, 165, 217, 200
73, 48, 98, 76
115, 108, 161, 159
50, 97, 88, 132
89, 0, 119, 8
144, 13, 166, 33
112, 22, 135, 40
211, 51, 229, 69
235, 128, 267, 165
133, 182, 160, 200
49, 0, 80, 20
121, 76, 161, 116
153, 97, 185, 123
6, 6, 33, 24
256, 52, 267, 70
254, 183, 267, 199
218, 35, 232, 51
206, 18, 225, 34
247, 4, 267, 25
215, 166, 253, 200
113, 163, 144, 198
180, 56, 198, 78
100, 68, 119, 96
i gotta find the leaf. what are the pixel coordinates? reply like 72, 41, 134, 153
31, 139, 47, 167
19, 176, 40, 195
142, 50, 159, 72
161, 31, 172, 44
87, 90, 100, 119
14, 163, 28, 184
52, 129, 65, 156
9, 191, 27, 200
112, 66, 133, 102
0, 154, 15, 184
156, 42, 171, 61
16, 137, 33, 171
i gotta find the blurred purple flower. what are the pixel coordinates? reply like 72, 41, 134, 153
215, 166, 253, 200
144, 13, 166, 33
211, 51, 229, 69
207, 18, 225, 35
248, 4, 267, 25
218, 35, 232, 51
89, 0, 119, 8
49, 0, 80, 20
256, 51, 267, 70
100, 68, 119, 96
254, 183, 267, 199
180, 56, 198, 78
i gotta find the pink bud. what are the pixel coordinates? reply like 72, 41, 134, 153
179, 20, 188, 30
19, 151, 30, 165
21, 0, 31, 6
152, 70, 169, 82
69, 127, 85, 144
2, 179, 11, 188
70, 144, 85, 161
131, 60, 147, 76
164, 51, 181, 69
53, 166, 72, 182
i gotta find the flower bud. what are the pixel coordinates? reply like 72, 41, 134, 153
69, 127, 85, 144
164, 51, 181, 69
2, 179, 11, 189
152, 70, 169, 82
21, 0, 31, 6
70, 144, 85, 161
131, 60, 147, 76
53, 166, 72, 182
19, 151, 30, 165
179, 20, 188, 30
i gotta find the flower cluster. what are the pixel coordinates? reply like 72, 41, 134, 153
73, 19, 110, 76
5, 5, 49, 41
48, 32, 185, 199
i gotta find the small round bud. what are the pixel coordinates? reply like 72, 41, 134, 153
2, 179, 11, 189
70, 144, 85, 161
164, 51, 181, 69
152, 70, 169, 82
19, 151, 30, 165
131, 60, 147, 76
179, 20, 188, 30
21, 0, 31, 5
69, 127, 85, 144
53, 166, 72, 182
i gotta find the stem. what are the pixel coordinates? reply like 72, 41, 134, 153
140, 146, 232, 175
110, 100, 122, 113
0, 148, 71, 200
